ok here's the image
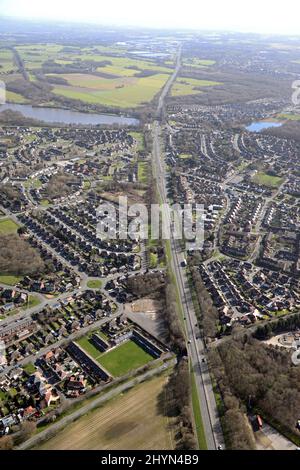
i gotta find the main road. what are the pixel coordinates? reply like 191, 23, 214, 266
152, 45, 224, 450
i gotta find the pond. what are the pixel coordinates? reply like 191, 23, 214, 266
0, 103, 140, 127
246, 121, 283, 132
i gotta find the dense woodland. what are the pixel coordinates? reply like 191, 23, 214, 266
209, 336, 300, 448
0, 233, 45, 276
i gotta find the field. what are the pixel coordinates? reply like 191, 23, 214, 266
6, 91, 29, 103
99, 341, 153, 377
278, 113, 300, 121
0, 49, 17, 73
0, 275, 23, 286
171, 77, 221, 97
77, 335, 104, 362
77, 336, 154, 377
52, 73, 170, 107
252, 172, 284, 188
36, 374, 175, 450
138, 161, 149, 183
183, 58, 216, 68
86, 279, 102, 289
13, 43, 174, 108
0, 218, 19, 234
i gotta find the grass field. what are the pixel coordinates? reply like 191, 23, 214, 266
36, 373, 175, 450
138, 161, 149, 183
86, 279, 102, 289
0, 49, 18, 73
99, 340, 153, 377
10, 43, 174, 108
52, 73, 170, 107
252, 172, 284, 188
277, 113, 300, 121
171, 77, 221, 97
77, 335, 104, 362
0, 275, 23, 286
0, 218, 19, 234
183, 58, 216, 68
130, 132, 144, 151
6, 91, 29, 103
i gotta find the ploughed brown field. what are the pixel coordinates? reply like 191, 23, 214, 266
36, 374, 175, 450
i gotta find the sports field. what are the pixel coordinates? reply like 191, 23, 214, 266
99, 340, 153, 376
36, 374, 175, 450
77, 336, 154, 377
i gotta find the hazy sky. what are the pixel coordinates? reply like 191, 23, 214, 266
1, 0, 300, 35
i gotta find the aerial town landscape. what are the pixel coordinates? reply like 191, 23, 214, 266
1, 0, 300, 456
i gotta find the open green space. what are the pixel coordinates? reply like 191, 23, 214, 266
171, 77, 221, 97
0, 48, 18, 73
87, 279, 102, 289
23, 362, 36, 375
138, 161, 149, 183
0, 218, 19, 234
130, 132, 144, 151
52, 72, 170, 108
6, 91, 29, 103
252, 172, 284, 188
99, 340, 153, 377
278, 113, 300, 121
183, 58, 216, 68
0, 274, 23, 286
77, 335, 103, 362
22, 295, 42, 310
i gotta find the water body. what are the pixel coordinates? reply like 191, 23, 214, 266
0, 103, 139, 127
246, 121, 283, 132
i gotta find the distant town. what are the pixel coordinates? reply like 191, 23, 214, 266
0, 18, 300, 452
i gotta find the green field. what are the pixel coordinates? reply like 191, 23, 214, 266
77, 335, 103, 362
99, 340, 153, 377
138, 161, 149, 183
0, 218, 19, 234
171, 77, 221, 97
52, 73, 170, 107
183, 58, 216, 68
278, 113, 300, 121
77, 336, 154, 377
23, 363, 36, 375
0, 275, 23, 286
5, 43, 176, 109
252, 172, 284, 188
0, 49, 18, 73
6, 91, 29, 103
87, 279, 102, 289
130, 132, 144, 151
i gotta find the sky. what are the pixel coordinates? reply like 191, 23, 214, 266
1, 0, 300, 35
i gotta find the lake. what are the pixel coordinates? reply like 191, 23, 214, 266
0, 103, 139, 127
246, 121, 283, 132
